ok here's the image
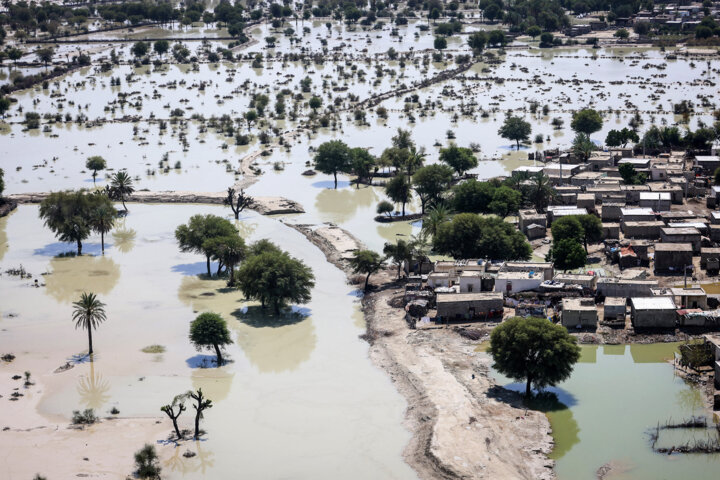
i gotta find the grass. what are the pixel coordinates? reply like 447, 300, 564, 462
141, 345, 166, 354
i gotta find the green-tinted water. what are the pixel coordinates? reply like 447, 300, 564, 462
491, 343, 720, 479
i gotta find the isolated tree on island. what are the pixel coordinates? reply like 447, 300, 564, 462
570, 108, 603, 136
349, 249, 384, 292
86, 156, 106, 185
350, 147, 377, 188
439, 144, 478, 176
313, 140, 351, 188
110, 171, 134, 212
489, 317, 581, 397
498, 115, 532, 149
72, 292, 106, 356
189, 312, 232, 366
175, 214, 238, 276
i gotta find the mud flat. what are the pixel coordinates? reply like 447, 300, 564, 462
289, 222, 555, 480
7, 191, 304, 215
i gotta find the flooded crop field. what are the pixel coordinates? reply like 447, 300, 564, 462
2, 4, 720, 480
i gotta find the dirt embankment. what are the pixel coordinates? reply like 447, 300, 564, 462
288, 222, 555, 480
7, 191, 304, 215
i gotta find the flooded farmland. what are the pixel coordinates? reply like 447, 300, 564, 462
2, 5, 720, 479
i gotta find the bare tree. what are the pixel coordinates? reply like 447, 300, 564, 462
189, 388, 212, 439
161, 393, 188, 439
224, 187, 254, 220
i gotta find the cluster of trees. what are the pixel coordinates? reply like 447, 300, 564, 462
433, 213, 532, 260
160, 388, 213, 441
480, 0, 570, 32
174, 216, 315, 314
547, 214, 602, 270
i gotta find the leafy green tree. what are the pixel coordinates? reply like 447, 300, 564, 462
551, 216, 583, 243
133, 444, 161, 479
548, 238, 586, 270
451, 179, 495, 213
467, 31, 487, 52
72, 292, 106, 356
0, 97, 11, 118
576, 214, 603, 254
153, 39, 170, 57
175, 214, 238, 276
539, 32, 553, 47
314, 140, 352, 188
489, 317, 581, 397
498, 115, 531, 149
572, 133, 595, 162
189, 312, 232, 366
714, 167, 720, 185
90, 200, 118, 254
526, 25, 542, 38
487, 30, 506, 47
377, 200, 394, 217
439, 144, 478, 176
433, 214, 531, 260
349, 249, 384, 291
605, 128, 639, 147
35, 47, 54, 67
85, 156, 106, 185
614, 28, 629, 39
618, 163, 646, 185
412, 164, 453, 214
39, 190, 102, 255
203, 234, 246, 281
434, 36, 447, 50
0, 168, 4, 198
383, 240, 413, 279
350, 147, 376, 188
109, 171, 134, 211
385, 174, 412, 217
489, 186, 521, 218
570, 108, 603, 135
131, 41, 149, 58
235, 246, 315, 313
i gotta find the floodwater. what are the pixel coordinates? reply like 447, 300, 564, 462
490, 343, 720, 479
0, 204, 416, 479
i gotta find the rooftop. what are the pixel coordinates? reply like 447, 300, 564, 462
631, 297, 677, 310
436, 292, 503, 303
655, 243, 693, 251
563, 298, 597, 310
661, 227, 701, 236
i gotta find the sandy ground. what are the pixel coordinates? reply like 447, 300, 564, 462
7, 191, 305, 215
288, 222, 555, 480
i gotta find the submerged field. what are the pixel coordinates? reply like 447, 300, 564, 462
2, 18, 720, 480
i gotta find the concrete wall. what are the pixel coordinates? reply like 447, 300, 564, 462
632, 309, 677, 328
562, 309, 598, 328
597, 280, 658, 298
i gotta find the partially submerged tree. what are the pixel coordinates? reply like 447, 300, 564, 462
189, 388, 212, 439
498, 115, 531, 149
439, 144, 478, 176
489, 317, 580, 397
189, 312, 232, 366
412, 164, 453, 215
313, 140, 351, 188
570, 108, 603, 136
223, 187, 254, 220
175, 214, 238, 276
384, 174, 412, 217
235, 243, 315, 313
109, 171, 134, 212
85, 156, 106, 185
160, 393, 188, 439
349, 249, 384, 292
89, 200, 118, 254
72, 292, 106, 356
204, 234, 246, 283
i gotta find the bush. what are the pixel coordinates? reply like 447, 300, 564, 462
72, 408, 97, 425
134, 444, 161, 479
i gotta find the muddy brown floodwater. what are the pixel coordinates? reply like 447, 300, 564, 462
0, 204, 416, 479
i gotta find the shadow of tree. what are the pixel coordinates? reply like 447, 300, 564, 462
231, 305, 310, 328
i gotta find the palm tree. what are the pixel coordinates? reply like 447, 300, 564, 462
405, 146, 427, 179
529, 173, 556, 213
72, 292, 107, 356
422, 203, 452, 238
110, 171, 134, 212
90, 203, 118, 254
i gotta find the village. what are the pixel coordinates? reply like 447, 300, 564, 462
394, 145, 720, 413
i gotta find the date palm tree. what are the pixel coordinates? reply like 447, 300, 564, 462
110, 171, 134, 212
72, 292, 107, 356
90, 202, 118, 254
